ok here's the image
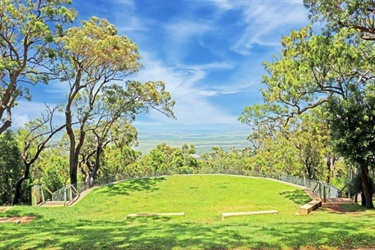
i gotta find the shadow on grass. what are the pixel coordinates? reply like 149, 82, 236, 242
96, 177, 166, 196
322, 203, 372, 214
279, 189, 311, 205
2, 207, 42, 219
339, 204, 368, 212
2, 215, 375, 249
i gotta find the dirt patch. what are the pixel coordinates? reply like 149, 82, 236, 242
0, 216, 35, 224
322, 199, 365, 214
322, 203, 347, 213
0, 207, 11, 212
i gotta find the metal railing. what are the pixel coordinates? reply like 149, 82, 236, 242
278, 175, 341, 199
201, 169, 341, 199
52, 185, 80, 206
31, 184, 54, 206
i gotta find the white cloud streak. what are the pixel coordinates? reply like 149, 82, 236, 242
230, 1, 309, 55
130, 52, 241, 125
12, 101, 65, 128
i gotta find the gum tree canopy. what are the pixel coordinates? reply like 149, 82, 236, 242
304, 0, 375, 40
304, 0, 375, 208
55, 17, 175, 185
241, 0, 375, 208
0, 0, 76, 134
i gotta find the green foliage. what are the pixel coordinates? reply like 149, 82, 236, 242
40, 156, 69, 191
56, 16, 141, 76
55, 16, 175, 185
0, 131, 22, 205
240, 104, 331, 180
134, 144, 199, 176
0, 0, 76, 133
240, 5, 375, 187
101, 145, 140, 178
327, 86, 375, 168
199, 147, 251, 174
304, 0, 375, 40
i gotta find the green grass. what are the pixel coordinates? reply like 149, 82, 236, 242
1, 175, 375, 249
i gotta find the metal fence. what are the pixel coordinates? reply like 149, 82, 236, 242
51, 185, 80, 205
278, 175, 341, 199
194, 169, 341, 199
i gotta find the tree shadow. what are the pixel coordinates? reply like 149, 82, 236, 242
339, 203, 367, 212
279, 189, 311, 205
2, 216, 375, 249
322, 203, 371, 214
95, 177, 166, 196
2, 207, 41, 219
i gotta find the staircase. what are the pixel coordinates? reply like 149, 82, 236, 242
32, 184, 80, 207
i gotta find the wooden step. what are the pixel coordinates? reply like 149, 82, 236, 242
222, 210, 279, 220
40, 201, 66, 207
127, 212, 185, 218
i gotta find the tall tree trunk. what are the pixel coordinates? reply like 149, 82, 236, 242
361, 192, 366, 206
92, 145, 102, 180
360, 164, 374, 208
69, 152, 78, 185
12, 163, 31, 205
66, 106, 77, 185
326, 155, 332, 184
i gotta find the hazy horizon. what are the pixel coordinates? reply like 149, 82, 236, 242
134, 123, 251, 154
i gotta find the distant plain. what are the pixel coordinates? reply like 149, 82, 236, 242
135, 123, 251, 154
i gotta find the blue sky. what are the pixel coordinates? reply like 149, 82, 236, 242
13, 0, 310, 151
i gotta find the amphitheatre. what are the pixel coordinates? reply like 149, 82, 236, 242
1, 174, 373, 249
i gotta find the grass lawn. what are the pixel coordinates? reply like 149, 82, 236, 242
1, 175, 375, 249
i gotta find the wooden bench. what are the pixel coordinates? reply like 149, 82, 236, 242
299, 199, 322, 215
127, 212, 185, 218
222, 210, 279, 220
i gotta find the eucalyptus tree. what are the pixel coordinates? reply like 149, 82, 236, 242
241, 25, 375, 207
100, 122, 140, 179
133, 144, 198, 176
79, 81, 174, 186
55, 17, 175, 185
304, 0, 375, 40
240, 107, 330, 179
327, 85, 375, 207
13, 105, 65, 204
0, 0, 76, 134
199, 147, 251, 175
54, 17, 141, 185
304, 0, 375, 207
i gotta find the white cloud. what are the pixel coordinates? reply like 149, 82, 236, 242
12, 101, 65, 128
207, 0, 235, 11
230, 1, 309, 55
114, 0, 135, 9
164, 20, 211, 43
199, 81, 256, 97
130, 52, 241, 125
111, 0, 146, 34
12, 113, 30, 129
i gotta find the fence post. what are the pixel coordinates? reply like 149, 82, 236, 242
319, 182, 322, 197
41, 186, 45, 204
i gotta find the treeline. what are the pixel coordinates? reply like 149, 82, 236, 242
0, 128, 352, 205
